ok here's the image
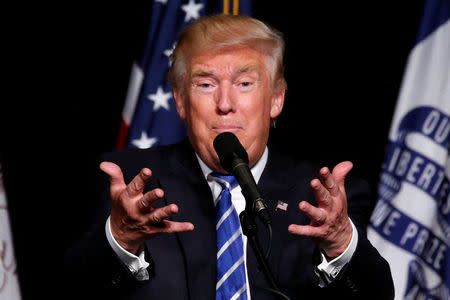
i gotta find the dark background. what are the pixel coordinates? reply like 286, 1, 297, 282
2, 1, 425, 298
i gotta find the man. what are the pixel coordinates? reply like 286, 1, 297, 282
65, 15, 394, 299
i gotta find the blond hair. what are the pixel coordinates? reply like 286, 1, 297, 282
167, 14, 286, 92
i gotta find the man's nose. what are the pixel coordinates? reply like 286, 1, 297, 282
216, 85, 235, 114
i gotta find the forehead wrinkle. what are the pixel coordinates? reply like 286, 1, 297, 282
190, 63, 262, 80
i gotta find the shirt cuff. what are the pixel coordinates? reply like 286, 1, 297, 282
315, 218, 358, 287
105, 216, 150, 281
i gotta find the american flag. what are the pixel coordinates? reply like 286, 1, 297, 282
276, 200, 288, 211
116, 0, 253, 149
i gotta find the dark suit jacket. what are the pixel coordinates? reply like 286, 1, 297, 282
64, 140, 394, 299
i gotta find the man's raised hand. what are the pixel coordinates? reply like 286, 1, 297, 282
288, 161, 354, 258
100, 162, 194, 255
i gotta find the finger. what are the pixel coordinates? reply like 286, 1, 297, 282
125, 168, 152, 198
332, 161, 353, 186
100, 162, 125, 188
159, 220, 195, 233
146, 204, 179, 224
288, 224, 322, 238
310, 178, 332, 207
298, 201, 327, 225
320, 167, 340, 197
138, 188, 164, 212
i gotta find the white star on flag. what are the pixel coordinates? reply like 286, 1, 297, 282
148, 86, 172, 111
181, 0, 204, 22
163, 42, 177, 66
132, 132, 158, 149
155, 0, 168, 4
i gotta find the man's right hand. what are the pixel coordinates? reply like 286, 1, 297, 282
100, 162, 195, 255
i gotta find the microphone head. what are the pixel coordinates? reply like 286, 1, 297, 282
213, 132, 249, 173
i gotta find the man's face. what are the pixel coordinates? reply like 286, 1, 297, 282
173, 46, 285, 173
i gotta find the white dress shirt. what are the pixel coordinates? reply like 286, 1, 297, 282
105, 147, 358, 296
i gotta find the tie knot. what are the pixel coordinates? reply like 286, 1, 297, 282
209, 172, 238, 190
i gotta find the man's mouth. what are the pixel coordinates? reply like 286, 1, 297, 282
212, 125, 242, 133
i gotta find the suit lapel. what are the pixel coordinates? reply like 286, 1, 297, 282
157, 141, 217, 300
247, 147, 305, 298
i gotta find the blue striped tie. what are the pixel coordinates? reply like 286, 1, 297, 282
209, 173, 248, 300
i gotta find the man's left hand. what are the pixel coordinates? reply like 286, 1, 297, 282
288, 161, 354, 258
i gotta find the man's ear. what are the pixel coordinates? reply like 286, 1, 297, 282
173, 88, 186, 120
270, 82, 285, 119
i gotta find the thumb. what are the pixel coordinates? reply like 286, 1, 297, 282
332, 161, 353, 186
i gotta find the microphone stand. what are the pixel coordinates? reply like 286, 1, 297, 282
212, 132, 290, 298
239, 211, 290, 300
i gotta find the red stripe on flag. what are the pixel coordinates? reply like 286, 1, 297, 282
115, 118, 129, 150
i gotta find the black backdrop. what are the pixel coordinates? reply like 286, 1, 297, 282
2, 1, 425, 299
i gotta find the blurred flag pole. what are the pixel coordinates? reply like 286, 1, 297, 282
367, 1, 450, 299
0, 164, 22, 300
116, 0, 252, 150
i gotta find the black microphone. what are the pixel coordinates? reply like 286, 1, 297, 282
213, 132, 271, 225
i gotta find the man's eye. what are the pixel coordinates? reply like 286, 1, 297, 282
238, 81, 254, 89
194, 82, 213, 89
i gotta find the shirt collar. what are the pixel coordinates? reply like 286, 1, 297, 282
196, 146, 268, 185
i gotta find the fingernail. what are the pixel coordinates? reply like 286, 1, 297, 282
311, 179, 320, 188
155, 189, 164, 198
299, 201, 306, 210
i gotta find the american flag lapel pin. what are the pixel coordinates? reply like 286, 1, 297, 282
275, 200, 288, 211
